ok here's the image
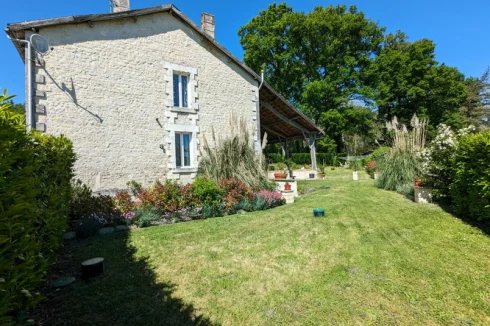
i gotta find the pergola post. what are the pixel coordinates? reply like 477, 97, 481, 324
309, 135, 317, 171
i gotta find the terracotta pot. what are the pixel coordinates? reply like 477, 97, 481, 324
319, 173, 326, 179
284, 184, 291, 191
274, 173, 287, 179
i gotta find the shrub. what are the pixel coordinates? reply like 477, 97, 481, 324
255, 190, 285, 209
70, 180, 121, 226
452, 131, 490, 221
113, 191, 135, 213
268, 153, 284, 163
148, 180, 197, 212
191, 177, 224, 206
201, 203, 226, 218
133, 206, 161, 228
76, 214, 106, 238
0, 90, 75, 324
218, 178, 254, 210
126, 180, 142, 196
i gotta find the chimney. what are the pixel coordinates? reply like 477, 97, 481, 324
201, 13, 215, 39
111, 0, 130, 13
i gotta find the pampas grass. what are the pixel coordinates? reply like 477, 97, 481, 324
198, 114, 270, 189
375, 115, 427, 191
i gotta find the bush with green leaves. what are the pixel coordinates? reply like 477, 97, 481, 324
0, 90, 75, 324
70, 180, 121, 226
451, 131, 490, 221
191, 177, 224, 206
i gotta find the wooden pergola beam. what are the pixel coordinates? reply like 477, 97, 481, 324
260, 101, 312, 135
261, 125, 289, 140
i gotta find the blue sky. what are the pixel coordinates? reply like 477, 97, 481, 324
2, 0, 489, 103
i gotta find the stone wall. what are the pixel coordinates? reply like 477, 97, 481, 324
32, 12, 259, 190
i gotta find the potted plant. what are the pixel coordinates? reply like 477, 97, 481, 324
274, 162, 287, 179
414, 177, 423, 187
318, 165, 326, 179
284, 182, 291, 191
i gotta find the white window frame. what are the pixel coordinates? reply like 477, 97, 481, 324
166, 124, 199, 172
175, 132, 192, 168
164, 62, 198, 113
173, 73, 190, 108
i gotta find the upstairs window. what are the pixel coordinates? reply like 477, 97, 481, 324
173, 73, 189, 108
175, 133, 191, 168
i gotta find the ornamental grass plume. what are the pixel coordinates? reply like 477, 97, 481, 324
199, 114, 270, 189
375, 114, 428, 192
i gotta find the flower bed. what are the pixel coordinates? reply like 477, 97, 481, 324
70, 177, 285, 235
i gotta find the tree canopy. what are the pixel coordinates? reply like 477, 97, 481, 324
239, 3, 482, 151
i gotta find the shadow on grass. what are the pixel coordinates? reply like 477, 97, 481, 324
34, 231, 217, 326
437, 203, 490, 236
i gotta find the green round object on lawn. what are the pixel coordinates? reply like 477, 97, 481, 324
313, 208, 325, 217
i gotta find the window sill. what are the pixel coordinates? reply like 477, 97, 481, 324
170, 107, 197, 114
172, 167, 198, 174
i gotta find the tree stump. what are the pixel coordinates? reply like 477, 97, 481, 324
81, 257, 104, 278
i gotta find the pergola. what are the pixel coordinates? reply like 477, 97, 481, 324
259, 82, 324, 170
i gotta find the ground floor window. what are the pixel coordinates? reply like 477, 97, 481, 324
175, 133, 191, 167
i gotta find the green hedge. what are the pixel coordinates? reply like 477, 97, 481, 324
452, 131, 490, 221
0, 91, 75, 324
268, 152, 345, 165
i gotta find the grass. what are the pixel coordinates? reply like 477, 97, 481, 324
35, 168, 490, 325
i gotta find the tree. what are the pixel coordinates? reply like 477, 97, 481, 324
371, 32, 466, 127
459, 68, 490, 129
239, 3, 385, 122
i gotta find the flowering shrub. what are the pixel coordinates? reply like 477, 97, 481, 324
256, 190, 285, 209
421, 124, 477, 202
219, 178, 254, 210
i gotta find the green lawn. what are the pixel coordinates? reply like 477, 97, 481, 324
35, 169, 490, 325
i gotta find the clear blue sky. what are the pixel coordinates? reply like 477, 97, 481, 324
2, 0, 489, 103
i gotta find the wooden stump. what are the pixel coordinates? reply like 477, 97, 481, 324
81, 257, 104, 278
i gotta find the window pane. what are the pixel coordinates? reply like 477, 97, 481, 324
181, 75, 188, 107
183, 134, 191, 166
175, 134, 182, 167
173, 74, 180, 107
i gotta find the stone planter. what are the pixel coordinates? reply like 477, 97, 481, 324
374, 172, 379, 180
352, 171, 359, 181
414, 186, 432, 203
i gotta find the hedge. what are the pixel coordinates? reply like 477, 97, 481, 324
452, 131, 490, 221
268, 152, 345, 165
0, 91, 75, 324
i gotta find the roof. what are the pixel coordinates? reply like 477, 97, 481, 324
5, 4, 324, 141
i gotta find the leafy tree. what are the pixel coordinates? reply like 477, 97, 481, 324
459, 68, 490, 129
371, 32, 466, 127
239, 3, 385, 122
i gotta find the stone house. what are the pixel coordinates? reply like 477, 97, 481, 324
6, 4, 323, 191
